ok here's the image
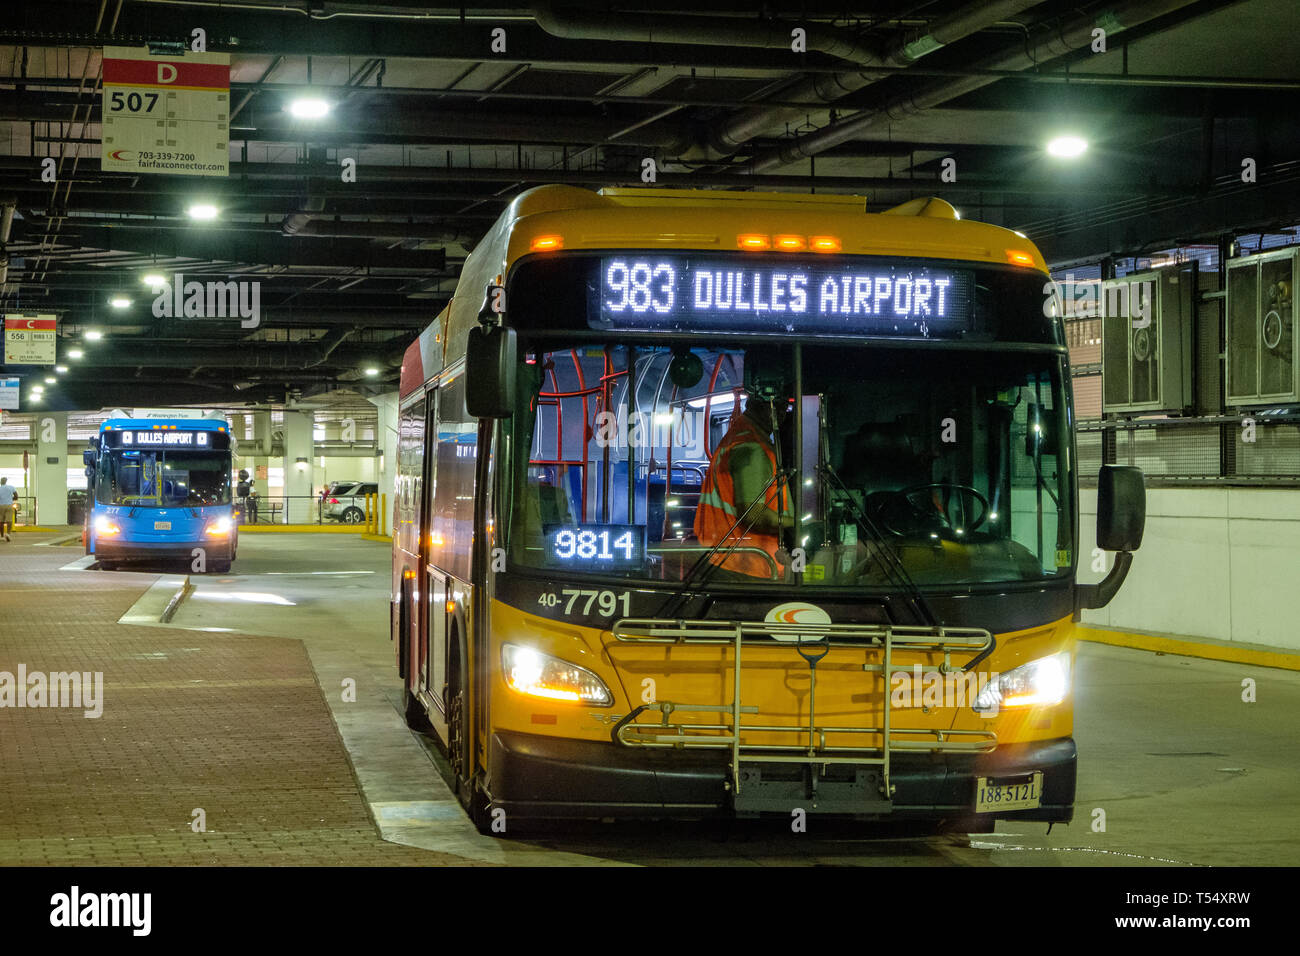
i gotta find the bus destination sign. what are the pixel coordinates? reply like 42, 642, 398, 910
595, 256, 973, 337
104, 430, 228, 449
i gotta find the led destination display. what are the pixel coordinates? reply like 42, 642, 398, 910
103, 430, 229, 449
594, 256, 974, 336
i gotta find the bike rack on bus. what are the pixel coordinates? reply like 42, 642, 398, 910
609, 618, 996, 814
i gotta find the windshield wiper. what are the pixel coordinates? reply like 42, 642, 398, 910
819, 461, 937, 627
655, 467, 793, 618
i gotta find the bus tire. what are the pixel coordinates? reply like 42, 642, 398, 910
211, 561, 231, 574
447, 637, 492, 835
98, 560, 117, 571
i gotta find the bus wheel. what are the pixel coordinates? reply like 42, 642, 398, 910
210, 561, 231, 574
447, 651, 492, 835
98, 560, 117, 571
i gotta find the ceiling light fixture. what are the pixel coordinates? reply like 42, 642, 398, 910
85, 330, 104, 341
289, 97, 330, 119
68, 349, 84, 359
187, 203, 219, 221
1046, 135, 1088, 158
109, 296, 132, 309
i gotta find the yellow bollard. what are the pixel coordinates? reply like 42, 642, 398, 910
380, 493, 387, 536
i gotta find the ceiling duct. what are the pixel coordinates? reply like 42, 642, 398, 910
705, 0, 1044, 159
532, 3, 876, 64
744, 0, 1202, 173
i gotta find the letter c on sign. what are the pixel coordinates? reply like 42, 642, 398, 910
158, 63, 178, 83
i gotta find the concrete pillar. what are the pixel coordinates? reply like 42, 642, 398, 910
33, 411, 68, 525
369, 392, 399, 536
282, 409, 314, 523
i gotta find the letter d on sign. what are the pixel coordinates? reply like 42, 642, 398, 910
158, 63, 178, 84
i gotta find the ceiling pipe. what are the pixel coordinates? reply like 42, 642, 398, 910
0, 197, 16, 287
704, 0, 1044, 159
744, 0, 1202, 173
532, 3, 876, 65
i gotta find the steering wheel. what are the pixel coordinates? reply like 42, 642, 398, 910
878, 482, 990, 537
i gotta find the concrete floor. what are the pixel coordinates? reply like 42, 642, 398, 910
152, 534, 1300, 867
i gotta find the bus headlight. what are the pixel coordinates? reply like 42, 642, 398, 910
502, 643, 613, 706
973, 651, 1071, 713
204, 516, 234, 537
93, 515, 121, 536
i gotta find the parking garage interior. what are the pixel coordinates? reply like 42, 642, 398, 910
0, 0, 1297, 931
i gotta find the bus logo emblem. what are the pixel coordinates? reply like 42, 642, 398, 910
764, 602, 831, 641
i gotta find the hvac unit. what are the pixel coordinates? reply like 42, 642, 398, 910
1226, 246, 1298, 406
1101, 265, 1194, 414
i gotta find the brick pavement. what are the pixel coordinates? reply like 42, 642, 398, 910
0, 536, 489, 866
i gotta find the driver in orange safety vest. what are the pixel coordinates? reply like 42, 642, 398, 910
693, 390, 793, 579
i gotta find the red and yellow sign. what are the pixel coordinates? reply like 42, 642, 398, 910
4, 315, 57, 365
101, 46, 230, 178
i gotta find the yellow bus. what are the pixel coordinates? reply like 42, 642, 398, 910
393, 185, 1145, 831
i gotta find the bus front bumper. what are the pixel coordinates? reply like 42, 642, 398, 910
94, 539, 233, 563
486, 731, 1076, 823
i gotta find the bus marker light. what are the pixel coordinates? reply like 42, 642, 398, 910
736, 234, 770, 250
445, 598, 456, 613
530, 234, 564, 252
1006, 250, 1036, 267
773, 235, 806, 251
809, 236, 842, 252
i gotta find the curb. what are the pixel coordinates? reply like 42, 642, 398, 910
1078, 626, 1300, 672
160, 576, 195, 624
238, 524, 363, 533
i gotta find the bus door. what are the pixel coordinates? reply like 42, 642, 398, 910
420, 393, 449, 735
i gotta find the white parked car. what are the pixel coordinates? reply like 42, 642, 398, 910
323, 481, 379, 523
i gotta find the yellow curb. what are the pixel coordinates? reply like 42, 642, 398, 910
1078, 626, 1300, 672
237, 524, 363, 533
360, 533, 392, 543
12, 526, 62, 533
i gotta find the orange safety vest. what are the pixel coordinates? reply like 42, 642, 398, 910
693, 415, 790, 578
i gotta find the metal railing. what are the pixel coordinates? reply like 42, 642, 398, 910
609, 617, 997, 805
1077, 414, 1300, 485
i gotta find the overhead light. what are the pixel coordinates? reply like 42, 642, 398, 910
364, 367, 380, 377
31, 384, 44, 393
68, 348, 84, 359
288, 97, 331, 119
84, 330, 104, 341
109, 296, 132, 309
44, 376, 56, 384
187, 203, 219, 221
142, 273, 167, 288
1046, 135, 1088, 158
55, 365, 68, 373
28, 392, 42, 403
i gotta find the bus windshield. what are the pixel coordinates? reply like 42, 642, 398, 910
96, 448, 232, 507
505, 342, 1072, 588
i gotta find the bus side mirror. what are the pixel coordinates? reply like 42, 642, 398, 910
83, 448, 96, 466
466, 324, 517, 419
1097, 464, 1145, 552
1077, 464, 1145, 615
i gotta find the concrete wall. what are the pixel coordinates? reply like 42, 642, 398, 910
1079, 486, 1300, 651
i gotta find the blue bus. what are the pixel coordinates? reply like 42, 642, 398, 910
84, 417, 238, 572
